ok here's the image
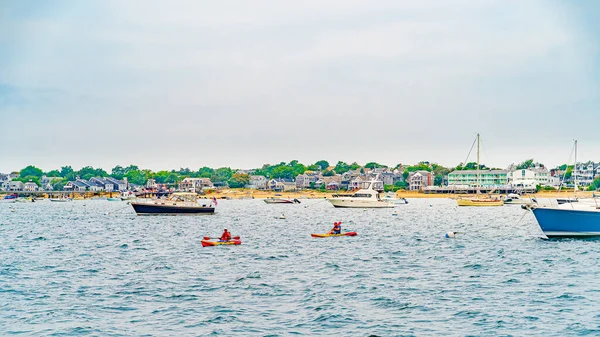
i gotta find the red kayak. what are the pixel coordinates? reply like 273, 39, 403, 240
311, 232, 357, 238
201, 239, 242, 247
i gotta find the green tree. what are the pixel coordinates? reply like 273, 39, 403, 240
77, 166, 108, 180
516, 159, 535, 169
334, 161, 351, 174
306, 164, 320, 171
111, 165, 126, 179
197, 167, 215, 178
314, 160, 330, 170
365, 162, 386, 169
322, 170, 335, 176
154, 171, 179, 184
588, 177, 600, 191
14, 176, 41, 186
271, 166, 295, 179
349, 162, 361, 170
395, 180, 408, 189
20, 165, 43, 178
51, 178, 65, 191
60, 166, 73, 178
212, 167, 233, 182
46, 169, 61, 177
228, 173, 250, 188
125, 169, 147, 185
384, 185, 400, 192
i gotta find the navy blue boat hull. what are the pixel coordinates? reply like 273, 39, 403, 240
131, 203, 215, 215
532, 207, 600, 238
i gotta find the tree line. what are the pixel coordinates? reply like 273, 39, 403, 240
11, 158, 596, 191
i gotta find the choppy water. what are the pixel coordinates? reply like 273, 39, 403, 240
1, 198, 600, 336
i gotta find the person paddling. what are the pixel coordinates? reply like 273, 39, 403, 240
329, 221, 342, 235
220, 229, 232, 242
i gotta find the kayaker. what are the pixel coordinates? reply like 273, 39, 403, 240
220, 229, 232, 242
329, 221, 342, 234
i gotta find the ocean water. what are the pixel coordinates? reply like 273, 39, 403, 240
1, 198, 600, 336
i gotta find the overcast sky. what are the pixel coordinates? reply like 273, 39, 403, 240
1, 0, 599, 173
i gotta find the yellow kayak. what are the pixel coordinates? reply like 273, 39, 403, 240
311, 232, 357, 238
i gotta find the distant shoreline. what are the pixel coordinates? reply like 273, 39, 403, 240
1, 189, 593, 200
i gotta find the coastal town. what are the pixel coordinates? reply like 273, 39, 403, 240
1, 159, 598, 196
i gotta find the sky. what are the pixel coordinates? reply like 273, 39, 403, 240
1, 0, 599, 173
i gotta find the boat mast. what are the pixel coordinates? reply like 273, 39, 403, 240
574, 139, 578, 197
476, 133, 480, 194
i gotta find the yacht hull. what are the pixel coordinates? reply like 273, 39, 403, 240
532, 208, 600, 238
131, 203, 215, 215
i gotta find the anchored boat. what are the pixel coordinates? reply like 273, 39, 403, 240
264, 198, 301, 204
328, 180, 394, 208
456, 133, 504, 207
130, 192, 215, 215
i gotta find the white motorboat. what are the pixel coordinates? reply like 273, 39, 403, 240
328, 180, 395, 208
264, 198, 301, 204
503, 193, 536, 205
382, 193, 409, 205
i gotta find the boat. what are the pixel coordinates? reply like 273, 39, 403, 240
530, 202, 600, 238
1, 194, 17, 203
107, 197, 121, 201
556, 197, 578, 205
456, 133, 504, 207
120, 191, 136, 201
503, 193, 536, 205
130, 192, 215, 215
50, 197, 72, 202
328, 180, 395, 208
382, 193, 409, 204
311, 232, 357, 238
264, 198, 301, 204
528, 140, 600, 238
201, 239, 242, 247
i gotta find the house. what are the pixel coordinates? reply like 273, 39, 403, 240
407, 171, 434, 191
7, 181, 24, 191
248, 175, 267, 190
268, 179, 295, 192
295, 174, 312, 189
24, 181, 39, 191
0, 174, 10, 184
84, 179, 104, 192
64, 180, 89, 192
89, 177, 115, 192
146, 178, 157, 189
326, 181, 340, 190
447, 169, 508, 187
8, 172, 19, 180
380, 172, 395, 185
573, 162, 599, 186
104, 177, 128, 191
178, 178, 214, 192
347, 176, 364, 190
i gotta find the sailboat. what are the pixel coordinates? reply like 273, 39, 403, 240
529, 140, 600, 238
456, 133, 504, 207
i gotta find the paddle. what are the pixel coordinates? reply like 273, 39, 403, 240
203, 236, 241, 240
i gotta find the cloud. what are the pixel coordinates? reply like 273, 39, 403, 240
1, 0, 599, 172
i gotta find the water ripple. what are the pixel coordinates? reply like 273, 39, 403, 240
1, 199, 599, 335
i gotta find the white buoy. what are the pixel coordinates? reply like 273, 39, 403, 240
445, 231, 464, 238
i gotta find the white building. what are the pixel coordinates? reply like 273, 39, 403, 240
24, 181, 39, 191
247, 175, 267, 190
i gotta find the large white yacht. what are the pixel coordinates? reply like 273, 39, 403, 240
328, 180, 395, 208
